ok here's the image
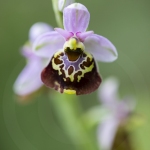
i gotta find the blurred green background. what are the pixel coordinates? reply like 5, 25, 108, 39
0, 0, 150, 149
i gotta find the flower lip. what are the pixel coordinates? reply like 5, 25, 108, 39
41, 49, 102, 95
65, 47, 83, 61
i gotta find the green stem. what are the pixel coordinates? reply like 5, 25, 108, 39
52, 0, 63, 28
50, 92, 99, 150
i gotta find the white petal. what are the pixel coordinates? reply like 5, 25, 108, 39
13, 59, 44, 96
84, 34, 118, 62
33, 31, 65, 58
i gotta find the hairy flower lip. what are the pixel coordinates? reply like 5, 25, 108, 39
41, 49, 102, 95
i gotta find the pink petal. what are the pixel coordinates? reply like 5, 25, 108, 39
76, 31, 94, 42
13, 58, 47, 96
29, 22, 53, 42
115, 98, 136, 120
33, 31, 65, 58
21, 45, 35, 59
55, 28, 73, 40
63, 3, 90, 33
84, 34, 118, 62
99, 77, 119, 105
97, 116, 119, 150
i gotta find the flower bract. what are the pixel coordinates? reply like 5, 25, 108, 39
58, 0, 75, 11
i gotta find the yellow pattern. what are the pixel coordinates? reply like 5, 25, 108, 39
52, 50, 94, 83
63, 37, 85, 51
64, 89, 76, 94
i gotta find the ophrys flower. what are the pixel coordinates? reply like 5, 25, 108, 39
13, 22, 53, 98
97, 77, 135, 150
33, 3, 118, 95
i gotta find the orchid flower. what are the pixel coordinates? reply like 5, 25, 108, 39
97, 77, 135, 150
13, 22, 53, 97
33, 3, 118, 95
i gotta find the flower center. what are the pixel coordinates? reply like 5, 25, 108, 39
63, 37, 85, 61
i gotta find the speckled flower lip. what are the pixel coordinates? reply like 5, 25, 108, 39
41, 37, 101, 95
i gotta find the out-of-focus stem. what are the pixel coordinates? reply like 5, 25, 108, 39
50, 92, 99, 150
52, 0, 63, 28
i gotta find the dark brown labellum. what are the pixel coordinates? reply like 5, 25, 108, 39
41, 49, 102, 95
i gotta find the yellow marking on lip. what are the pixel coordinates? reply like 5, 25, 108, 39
77, 62, 94, 82
52, 50, 94, 83
64, 89, 76, 94
84, 51, 93, 61
52, 58, 62, 75
53, 49, 64, 58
